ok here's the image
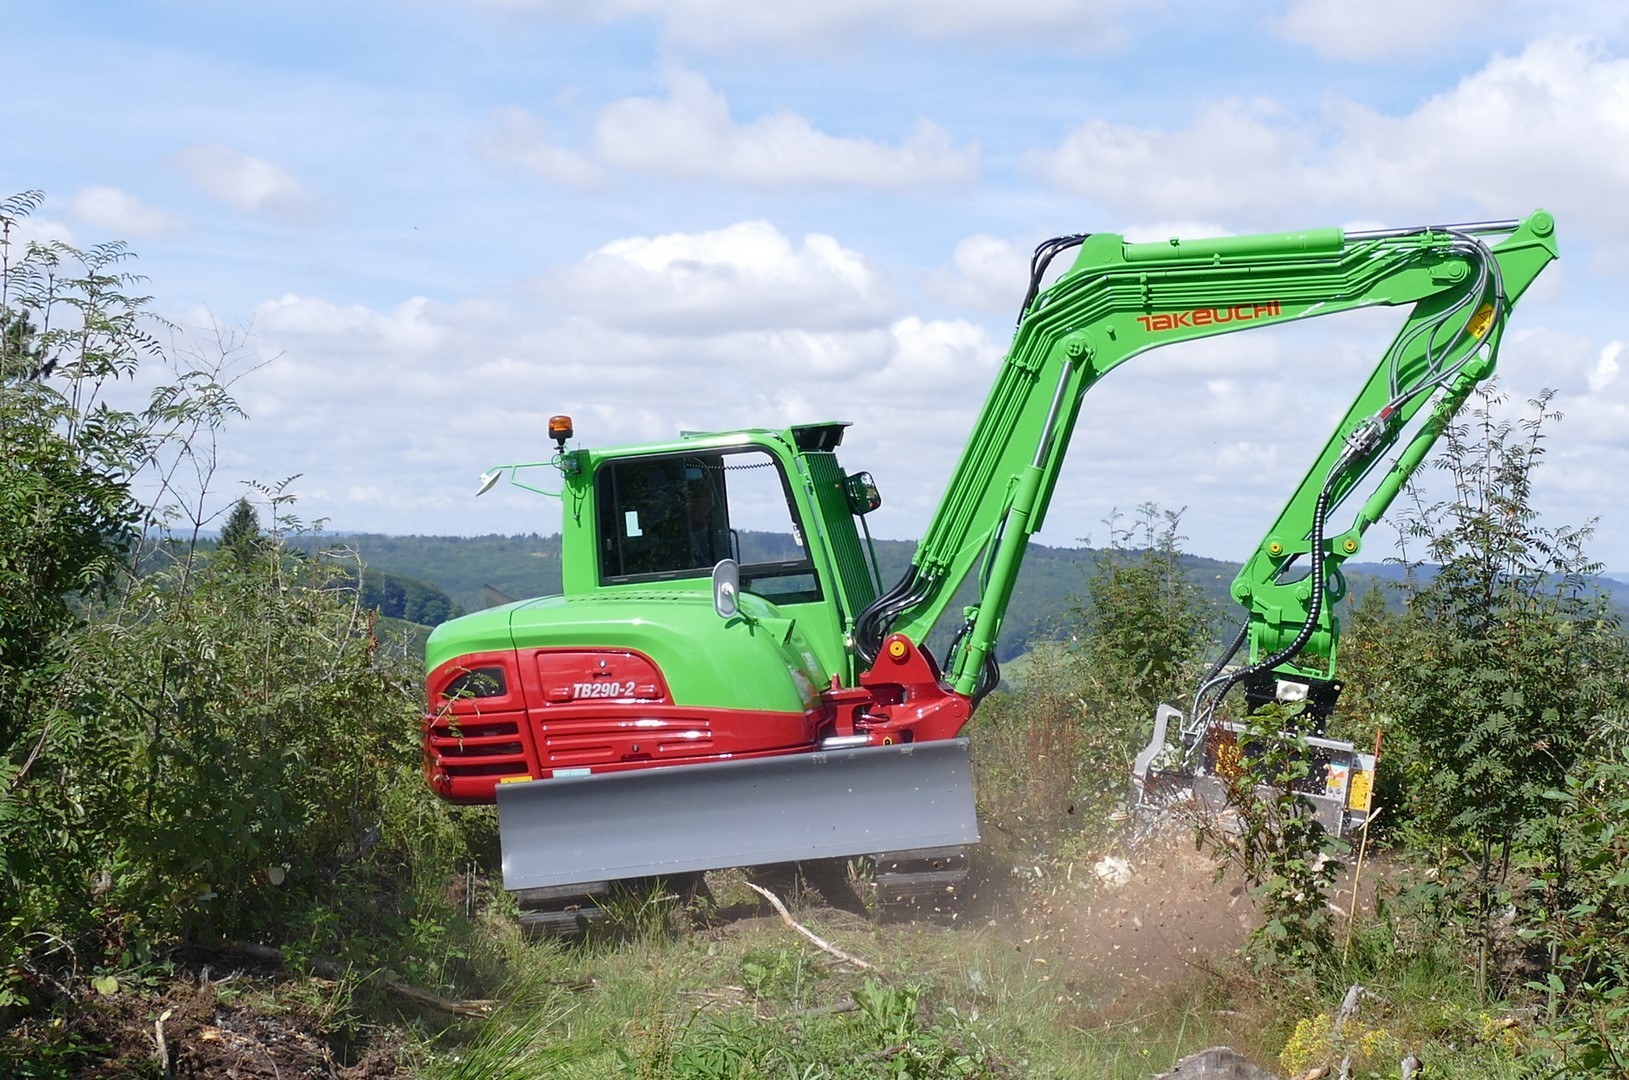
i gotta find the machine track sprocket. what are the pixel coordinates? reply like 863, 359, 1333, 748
514, 874, 708, 939
870, 846, 969, 923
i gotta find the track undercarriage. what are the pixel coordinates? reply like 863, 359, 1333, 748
511, 845, 974, 940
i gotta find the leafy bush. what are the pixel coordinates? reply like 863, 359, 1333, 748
1521, 743, 1629, 1076
0, 191, 492, 1009
1378, 387, 1627, 993
68, 537, 424, 940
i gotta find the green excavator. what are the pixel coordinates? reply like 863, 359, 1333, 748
422, 212, 1558, 932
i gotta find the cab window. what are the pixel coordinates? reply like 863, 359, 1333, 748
595, 449, 821, 603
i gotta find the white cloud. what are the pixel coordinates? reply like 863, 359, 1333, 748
1029, 98, 1318, 224
254, 294, 449, 356
471, 107, 602, 188
860, 316, 1002, 398
68, 186, 185, 238
1324, 37, 1629, 226
222, 222, 1000, 537
544, 220, 899, 332
593, 70, 978, 188
926, 235, 1031, 314
1274, 0, 1508, 61
1031, 36, 1629, 241
473, 0, 1135, 51
215, 217, 1618, 570
171, 144, 317, 221
1588, 339, 1623, 394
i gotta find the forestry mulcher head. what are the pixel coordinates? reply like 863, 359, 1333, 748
1131, 671, 1376, 839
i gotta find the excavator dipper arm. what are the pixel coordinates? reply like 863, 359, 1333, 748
857, 213, 1559, 711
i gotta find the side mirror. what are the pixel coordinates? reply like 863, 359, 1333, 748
844, 471, 882, 515
712, 559, 740, 620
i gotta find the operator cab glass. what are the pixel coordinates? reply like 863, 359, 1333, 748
595, 448, 821, 603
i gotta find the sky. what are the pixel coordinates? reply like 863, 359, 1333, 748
6, 0, 1629, 568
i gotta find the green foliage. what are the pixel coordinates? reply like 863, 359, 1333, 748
0, 193, 145, 754
77, 543, 409, 937
1375, 387, 1627, 993
1075, 504, 1216, 711
1520, 743, 1629, 1077
0, 189, 245, 996
354, 565, 462, 625
612, 979, 995, 1079
1389, 389, 1620, 844
0, 192, 490, 1017
420, 978, 584, 1079
216, 495, 263, 562
740, 944, 823, 1002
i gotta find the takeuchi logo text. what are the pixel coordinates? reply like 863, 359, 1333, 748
1136, 301, 1283, 332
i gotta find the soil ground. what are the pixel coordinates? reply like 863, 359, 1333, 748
7, 835, 1392, 1077
3, 959, 417, 1079
1025, 835, 1260, 1007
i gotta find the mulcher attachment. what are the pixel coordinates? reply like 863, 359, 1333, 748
1133, 690, 1377, 840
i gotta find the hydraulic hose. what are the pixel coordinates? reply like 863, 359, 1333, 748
1187, 477, 1336, 744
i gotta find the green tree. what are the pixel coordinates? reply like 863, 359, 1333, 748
1381, 386, 1625, 993
217, 494, 263, 561
0, 190, 253, 1000
1, 193, 491, 1024
1076, 503, 1216, 710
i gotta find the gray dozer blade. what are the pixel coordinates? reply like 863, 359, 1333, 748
497, 738, 979, 892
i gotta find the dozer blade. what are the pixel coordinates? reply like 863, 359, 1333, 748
497, 738, 979, 892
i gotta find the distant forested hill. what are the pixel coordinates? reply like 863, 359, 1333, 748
335, 533, 564, 614
341, 531, 1421, 661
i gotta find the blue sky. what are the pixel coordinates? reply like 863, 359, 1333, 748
5, 0, 1627, 566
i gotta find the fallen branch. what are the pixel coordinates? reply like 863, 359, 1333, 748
223, 942, 496, 1017
744, 883, 876, 972
152, 1007, 172, 1078
1332, 983, 1365, 1035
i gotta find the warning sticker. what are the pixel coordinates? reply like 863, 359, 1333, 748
1348, 769, 1373, 811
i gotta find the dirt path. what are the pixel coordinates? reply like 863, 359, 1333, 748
982, 827, 1265, 1013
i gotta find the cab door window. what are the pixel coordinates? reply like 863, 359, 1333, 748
595, 449, 820, 601
597, 455, 727, 579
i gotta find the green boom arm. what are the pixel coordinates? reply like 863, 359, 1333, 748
857, 212, 1559, 697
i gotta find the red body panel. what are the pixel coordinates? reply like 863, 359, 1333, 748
423, 636, 972, 805
424, 648, 820, 803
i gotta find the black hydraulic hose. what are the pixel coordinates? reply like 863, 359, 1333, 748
1018, 234, 1090, 327
974, 653, 1001, 704
1189, 619, 1249, 719
1189, 479, 1336, 735
856, 565, 936, 665
856, 568, 915, 664
947, 616, 1002, 706
1253, 483, 1333, 672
